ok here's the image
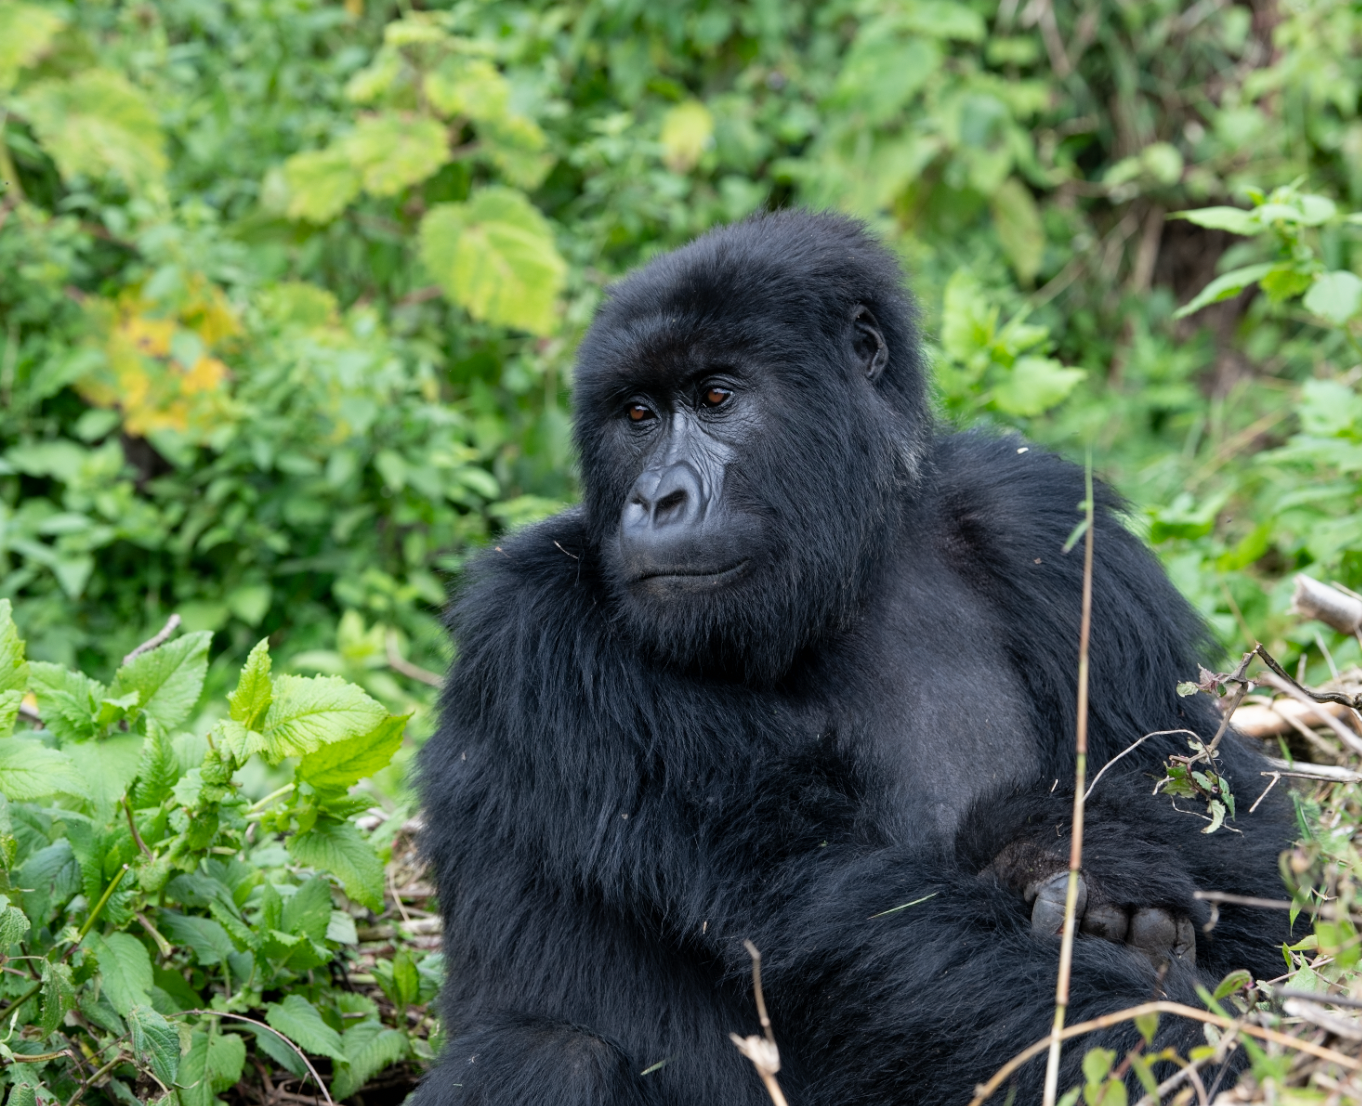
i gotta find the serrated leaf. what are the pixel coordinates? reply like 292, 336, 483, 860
0, 599, 28, 695
0, 1, 64, 91
419, 187, 566, 335
27, 662, 104, 743
111, 631, 211, 732
287, 819, 384, 911
0, 897, 29, 947
0, 739, 88, 801
345, 113, 449, 196
128, 1004, 179, 1086
260, 675, 387, 763
1173, 262, 1276, 319
992, 356, 1085, 416
228, 639, 272, 731
331, 1020, 409, 1100
176, 1028, 247, 1106
132, 728, 178, 807
299, 713, 407, 793
37, 961, 74, 1037
281, 876, 332, 943
1303, 270, 1362, 325
0, 690, 21, 740
25, 70, 166, 190
990, 177, 1044, 287
283, 146, 362, 223
159, 912, 236, 966
77, 733, 145, 820
263, 994, 345, 1061
86, 931, 153, 1016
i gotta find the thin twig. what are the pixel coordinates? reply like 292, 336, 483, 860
969, 1000, 1362, 1105
172, 1011, 334, 1105
385, 631, 444, 688
730, 942, 788, 1106
1085, 729, 1199, 801
122, 614, 181, 666
1258, 671, 1362, 757
1264, 759, 1362, 783
1041, 459, 1095, 1106
1249, 772, 1281, 813
123, 796, 153, 859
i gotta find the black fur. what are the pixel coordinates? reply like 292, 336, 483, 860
414, 212, 1295, 1104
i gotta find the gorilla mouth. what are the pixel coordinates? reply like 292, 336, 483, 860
637, 560, 749, 589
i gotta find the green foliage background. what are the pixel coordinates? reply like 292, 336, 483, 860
3, 0, 1362, 1100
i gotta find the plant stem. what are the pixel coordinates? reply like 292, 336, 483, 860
1042, 457, 1095, 1106
66, 864, 130, 960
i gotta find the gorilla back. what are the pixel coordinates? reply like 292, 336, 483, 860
415, 211, 1294, 1105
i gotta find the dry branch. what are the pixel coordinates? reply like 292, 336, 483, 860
1292, 575, 1362, 635
1234, 699, 1357, 739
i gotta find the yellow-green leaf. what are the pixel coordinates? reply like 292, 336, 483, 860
25, 70, 166, 190
660, 100, 713, 173
419, 187, 566, 335
990, 177, 1044, 287
0, 1, 64, 92
228, 639, 273, 732
0, 598, 28, 698
282, 146, 362, 224
344, 113, 449, 197
991, 355, 1085, 416
260, 675, 387, 763
299, 713, 407, 793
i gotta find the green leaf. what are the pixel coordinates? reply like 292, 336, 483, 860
287, 819, 384, 911
0, 599, 28, 696
24, 70, 167, 190
659, 100, 713, 173
111, 631, 211, 732
990, 178, 1044, 287
283, 146, 362, 223
419, 187, 567, 335
1303, 270, 1362, 325
132, 728, 179, 807
1173, 262, 1276, 319
992, 356, 1085, 416
176, 1029, 248, 1106
86, 931, 153, 1016
331, 1020, 409, 1100
159, 913, 237, 966
128, 1004, 179, 1087
1082, 1046, 1115, 1084
1173, 206, 1258, 235
259, 675, 387, 763
37, 961, 74, 1038
27, 663, 103, 743
228, 639, 272, 732
345, 113, 450, 197
0, 1, 64, 91
263, 994, 345, 1061
0, 899, 30, 950
78, 733, 145, 818
1213, 968, 1253, 1000
281, 876, 333, 942
299, 713, 407, 794
830, 34, 940, 127
0, 739, 87, 801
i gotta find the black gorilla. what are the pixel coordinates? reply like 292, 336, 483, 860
414, 211, 1294, 1104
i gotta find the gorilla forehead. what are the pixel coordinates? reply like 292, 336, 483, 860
574, 210, 915, 395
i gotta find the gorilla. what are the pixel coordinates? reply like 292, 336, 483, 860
414, 211, 1294, 1105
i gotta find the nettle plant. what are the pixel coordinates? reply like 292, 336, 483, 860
0, 601, 435, 1104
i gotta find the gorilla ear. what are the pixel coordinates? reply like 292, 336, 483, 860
851, 306, 889, 383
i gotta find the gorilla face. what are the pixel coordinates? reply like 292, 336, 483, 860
572, 212, 931, 683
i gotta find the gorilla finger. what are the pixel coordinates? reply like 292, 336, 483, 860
1079, 902, 1129, 944
1173, 915, 1196, 966
1031, 872, 1087, 936
1128, 906, 1180, 964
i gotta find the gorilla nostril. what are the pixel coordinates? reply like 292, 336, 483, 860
655, 488, 687, 516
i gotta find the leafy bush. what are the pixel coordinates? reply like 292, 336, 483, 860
0, 601, 435, 1104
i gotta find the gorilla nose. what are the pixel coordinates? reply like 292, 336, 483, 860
625, 463, 704, 532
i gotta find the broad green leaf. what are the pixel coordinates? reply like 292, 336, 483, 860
1173, 262, 1276, 319
288, 819, 384, 911
260, 675, 387, 763
345, 113, 449, 196
830, 34, 939, 127
1212, 968, 1253, 1000
0, 1, 64, 91
128, 1005, 179, 1086
75, 733, 145, 820
992, 356, 1085, 416
419, 187, 566, 335
1202, 797, 1227, 834
331, 1020, 409, 1100
1173, 206, 1257, 235
283, 146, 362, 223
895, 0, 986, 40
0, 599, 28, 695
425, 57, 511, 120
0, 690, 21, 740
0, 898, 30, 948
940, 270, 998, 363
228, 639, 272, 731
111, 631, 211, 732
299, 713, 407, 793
86, 931, 153, 1016
1082, 1046, 1115, 1084
159, 912, 237, 966
990, 178, 1044, 287
37, 961, 74, 1037
0, 739, 87, 801
132, 728, 179, 808
264, 994, 345, 1061
1303, 270, 1362, 325
660, 100, 713, 173
24, 70, 167, 190
281, 876, 332, 943
27, 663, 103, 743
176, 1029, 248, 1106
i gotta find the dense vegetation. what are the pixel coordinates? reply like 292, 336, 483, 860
2, 0, 1362, 1101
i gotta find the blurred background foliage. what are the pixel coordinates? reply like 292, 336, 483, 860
3, 0, 1362, 737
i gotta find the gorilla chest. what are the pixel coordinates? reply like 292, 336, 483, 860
806, 569, 1039, 845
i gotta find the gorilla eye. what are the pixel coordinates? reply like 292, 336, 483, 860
702, 386, 732, 408
628, 403, 656, 422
